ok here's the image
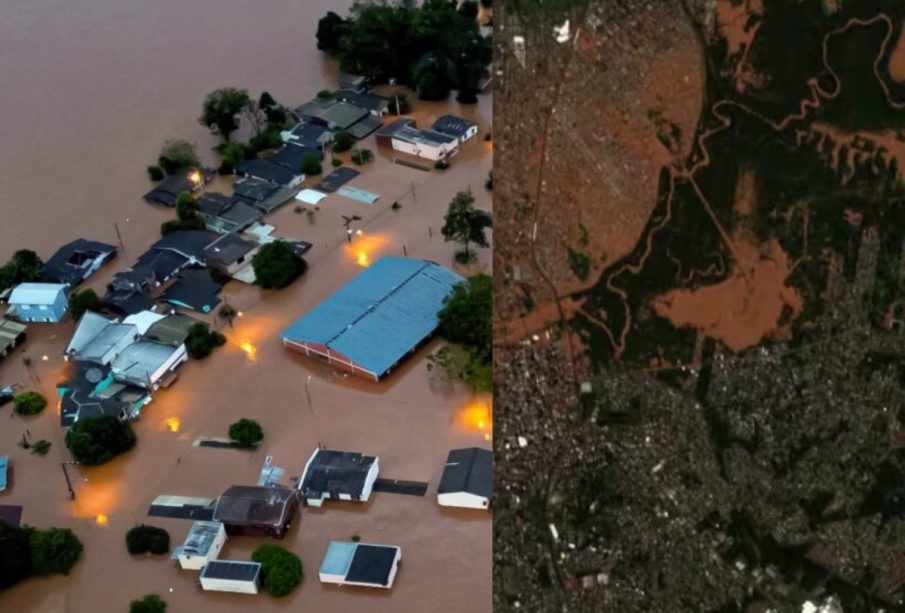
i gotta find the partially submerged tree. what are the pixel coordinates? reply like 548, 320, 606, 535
125, 526, 170, 555
387, 93, 412, 115
0, 521, 32, 589
350, 149, 373, 165
69, 289, 102, 321
13, 391, 46, 416
414, 54, 452, 101
252, 241, 307, 290
252, 544, 302, 597
200, 88, 252, 142
161, 192, 205, 236
0, 250, 44, 292
332, 130, 356, 153
441, 190, 492, 262
302, 154, 323, 176
157, 140, 199, 175
129, 595, 166, 613
429, 274, 492, 392
229, 418, 264, 448
65, 416, 136, 465
28, 527, 83, 576
316, 11, 348, 54
185, 323, 226, 360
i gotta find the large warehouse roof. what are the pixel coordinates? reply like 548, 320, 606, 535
281, 257, 463, 377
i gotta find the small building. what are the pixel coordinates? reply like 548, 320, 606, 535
0, 319, 27, 360
8, 283, 68, 323
298, 448, 379, 507
437, 448, 493, 510
199, 560, 262, 595
143, 170, 208, 207
266, 145, 323, 174
375, 118, 458, 161
295, 99, 368, 131
204, 234, 260, 278
44, 239, 117, 287
338, 72, 368, 92
334, 89, 389, 117
144, 314, 196, 347
212, 485, 299, 538
432, 115, 480, 143
234, 159, 303, 188
319, 541, 402, 589
160, 268, 222, 314
111, 341, 188, 389
171, 521, 227, 570
281, 121, 333, 149
231, 178, 297, 214
281, 257, 463, 381
198, 193, 261, 235
64, 312, 139, 364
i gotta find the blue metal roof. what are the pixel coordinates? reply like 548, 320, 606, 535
281, 257, 463, 376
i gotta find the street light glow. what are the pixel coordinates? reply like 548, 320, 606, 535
189, 170, 202, 184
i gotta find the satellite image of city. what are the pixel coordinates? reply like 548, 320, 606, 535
494, 1, 905, 611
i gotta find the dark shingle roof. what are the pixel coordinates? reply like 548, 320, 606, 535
143, 174, 195, 207
235, 160, 298, 186
300, 449, 376, 500
213, 485, 297, 529
437, 448, 492, 498
161, 268, 222, 314
431, 115, 478, 138
201, 560, 262, 583
204, 234, 258, 268
334, 89, 388, 113
44, 239, 118, 286
232, 177, 280, 203
346, 545, 398, 586
266, 146, 322, 173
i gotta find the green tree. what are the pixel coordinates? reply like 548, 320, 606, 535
129, 595, 166, 613
157, 140, 199, 175
414, 55, 451, 101
185, 323, 226, 360
317, 11, 348, 54
332, 130, 356, 153
228, 418, 264, 448
451, 33, 491, 104
337, 3, 414, 81
125, 526, 170, 555
252, 544, 302, 597
0, 250, 44, 292
65, 416, 136, 465
217, 142, 247, 168
28, 527, 83, 575
350, 149, 373, 165
302, 154, 323, 176
200, 88, 251, 142
14, 391, 46, 416
440, 190, 492, 262
439, 274, 492, 358
69, 289, 102, 321
459, 0, 479, 20
252, 241, 307, 289
146, 165, 164, 181
175, 192, 200, 221
0, 522, 32, 589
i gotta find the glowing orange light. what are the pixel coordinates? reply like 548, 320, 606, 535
240, 341, 257, 362
357, 251, 369, 267
356, 229, 363, 236
95, 514, 108, 526
459, 402, 493, 434
165, 417, 180, 433
484, 433, 491, 441
189, 171, 202, 184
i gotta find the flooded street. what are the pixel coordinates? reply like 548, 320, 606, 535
0, 1, 492, 612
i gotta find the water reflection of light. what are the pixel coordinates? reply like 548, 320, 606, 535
95, 514, 108, 526
357, 251, 369, 267
240, 341, 257, 362
459, 400, 493, 434
166, 417, 180, 433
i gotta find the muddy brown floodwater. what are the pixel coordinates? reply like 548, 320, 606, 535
0, 2, 492, 612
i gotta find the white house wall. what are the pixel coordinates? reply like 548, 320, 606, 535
150, 344, 188, 387
438, 491, 490, 510
199, 576, 259, 595
361, 458, 380, 502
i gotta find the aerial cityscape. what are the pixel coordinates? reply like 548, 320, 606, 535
0, 1, 492, 612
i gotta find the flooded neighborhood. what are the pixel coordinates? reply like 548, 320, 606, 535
0, 1, 492, 611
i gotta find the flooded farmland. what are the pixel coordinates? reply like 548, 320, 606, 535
0, 1, 492, 612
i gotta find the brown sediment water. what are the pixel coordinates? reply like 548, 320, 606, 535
0, 2, 492, 612
888, 19, 905, 82
651, 234, 803, 352
715, 0, 764, 57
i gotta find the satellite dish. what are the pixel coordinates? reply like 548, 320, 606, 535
86, 368, 103, 384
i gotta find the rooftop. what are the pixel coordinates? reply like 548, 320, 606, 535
235, 160, 298, 186
201, 560, 261, 583
204, 233, 259, 267
300, 449, 377, 499
212, 485, 297, 529
9, 283, 66, 306
43, 239, 117, 286
438, 447, 493, 498
171, 521, 224, 560
432, 114, 479, 138
111, 341, 180, 385
320, 541, 400, 587
395, 125, 458, 147
282, 257, 463, 377
145, 314, 196, 346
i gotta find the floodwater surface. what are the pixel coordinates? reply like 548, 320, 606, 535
0, 2, 492, 612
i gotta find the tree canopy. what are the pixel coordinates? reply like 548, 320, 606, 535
332, 130, 356, 153
185, 323, 226, 360
316, 11, 347, 54
13, 391, 46, 416
431, 274, 492, 392
65, 416, 136, 465
441, 190, 492, 262
161, 192, 206, 236
28, 527, 83, 576
252, 241, 307, 290
252, 544, 302, 597
129, 595, 166, 613
125, 526, 170, 555
302, 154, 323, 176
228, 418, 264, 448
0, 250, 44, 292
157, 140, 199, 175
200, 88, 252, 142
0, 521, 32, 589
69, 289, 102, 321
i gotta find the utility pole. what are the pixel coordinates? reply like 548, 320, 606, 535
114, 223, 125, 252
222, 295, 234, 329
305, 376, 313, 416
61, 462, 76, 500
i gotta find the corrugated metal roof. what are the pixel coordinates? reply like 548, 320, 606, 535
281, 257, 462, 376
9, 283, 66, 305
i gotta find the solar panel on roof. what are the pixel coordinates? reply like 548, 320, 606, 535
346, 545, 398, 586
202, 560, 261, 582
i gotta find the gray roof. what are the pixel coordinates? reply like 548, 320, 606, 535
438, 448, 492, 499
346, 115, 383, 139
67, 320, 138, 362
376, 118, 415, 138
285, 122, 332, 147
201, 560, 261, 583
44, 239, 117, 286
297, 100, 369, 130
111, 341, 180, 385
335, 90, 388, 113
394, 125, 457, 147
145, 314, 196, 346
213, 485, 297, 529
300, 449, 377, 500
171, 521, 223, 560
204, 234, 258, 268
431, 115, 478, 138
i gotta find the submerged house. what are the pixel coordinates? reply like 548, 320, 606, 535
44, 239, 117, 287
8, 283, 68, 323
319, 541, 402, 589
212, 485, 299, 539
204, 233, 260, 279
199, 560, 262, 595
234, 159, 303, 187
143, 170, 210, 207
375, 118, 458, 161
0, 319, 27, 361
437, 447, 493, 510
160, 268, 222, 314
65, 312, 140, 364
198, 193, 261, 235
171, 521, 227, 571
294, 97, 382, 139
281, 257, 462, 381
298, 448, 379, 507
281, 121, 333, 149
432, 115, 479, 143
232, 177, 297, 214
